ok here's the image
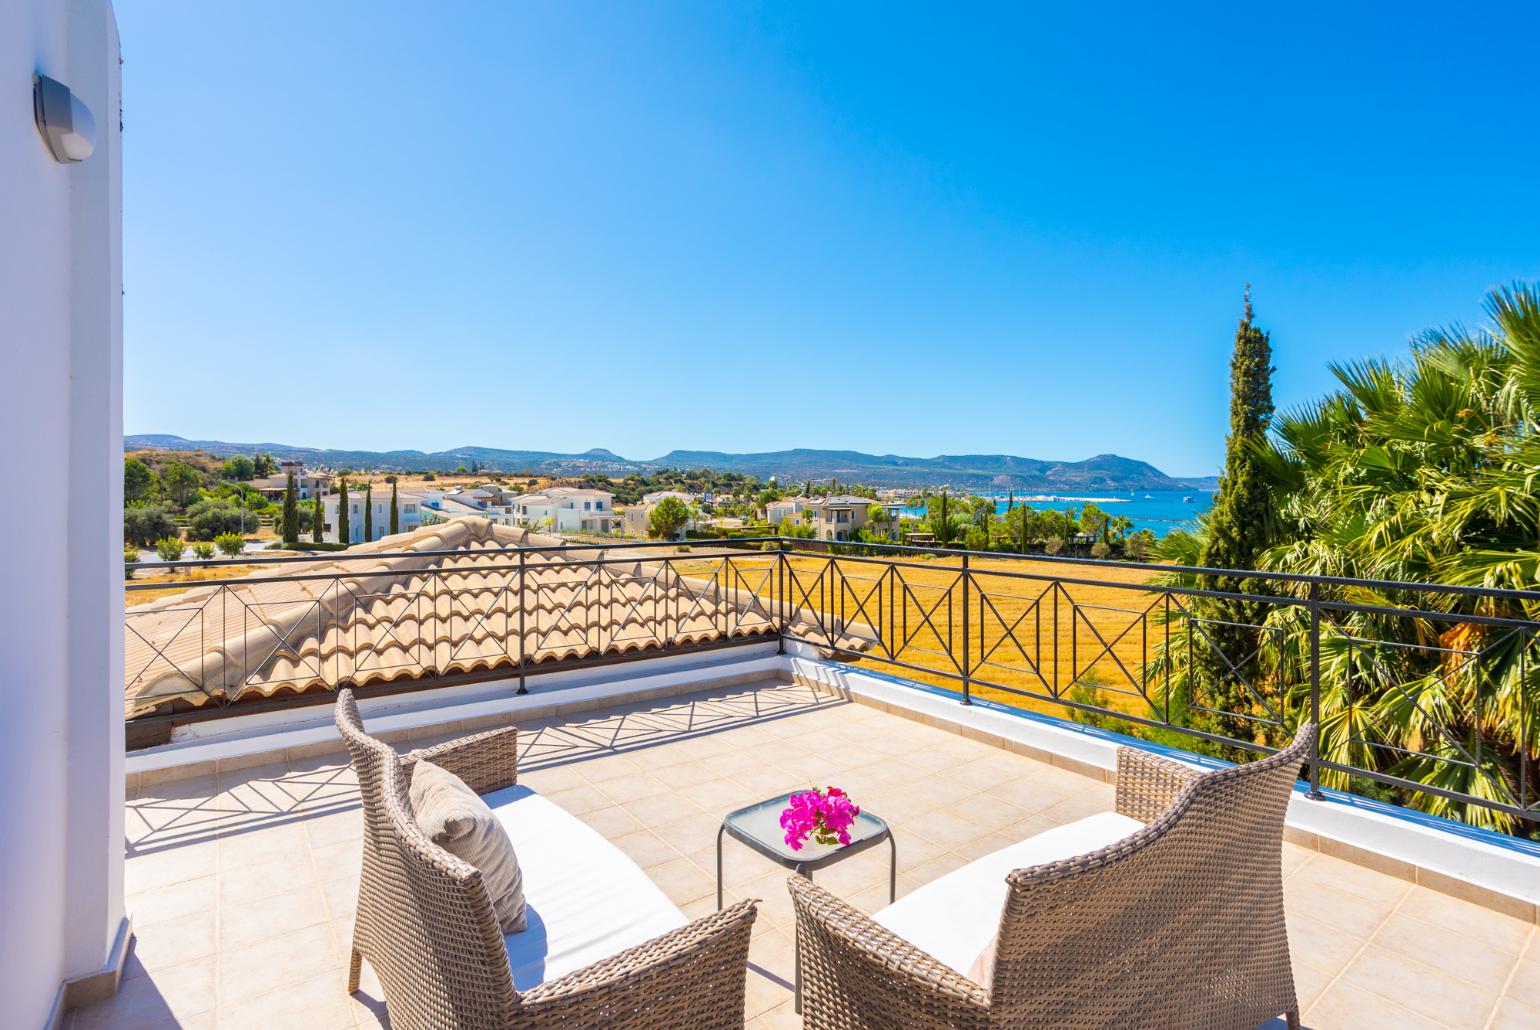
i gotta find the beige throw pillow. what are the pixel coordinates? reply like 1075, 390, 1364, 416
408, 760, 527, 934
966, 935, 996, 988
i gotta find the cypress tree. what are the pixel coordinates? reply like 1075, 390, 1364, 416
338, 480, 350, 545
313, 492, 324, 543
1195, 286, 1277, 725
389, 480, 400, 535
364, 483, 374, 542
281, 472, 299, 544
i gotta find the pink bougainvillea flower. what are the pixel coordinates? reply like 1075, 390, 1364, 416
780, 787, 861, 851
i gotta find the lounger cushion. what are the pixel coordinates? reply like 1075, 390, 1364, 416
410, 760, 527, 934
483, 784, 689, 990
873, 811, 1144, 978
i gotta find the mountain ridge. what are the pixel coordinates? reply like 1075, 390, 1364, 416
125, 434, 1219, 491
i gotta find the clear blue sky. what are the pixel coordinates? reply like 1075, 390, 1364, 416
119, 3, 1539, 477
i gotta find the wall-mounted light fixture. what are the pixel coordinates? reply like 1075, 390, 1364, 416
33, 73, 96, 163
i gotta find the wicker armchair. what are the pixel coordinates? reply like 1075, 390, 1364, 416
790, 725, 1316, 1030
334, 690, 758, 1029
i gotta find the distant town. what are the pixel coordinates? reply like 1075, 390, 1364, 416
122, 442, 1206, 573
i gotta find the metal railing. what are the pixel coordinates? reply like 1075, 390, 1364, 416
125, 536, 1539, 834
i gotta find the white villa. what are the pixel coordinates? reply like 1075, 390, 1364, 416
809, 495, 876, 542
764, 495, 811, 524
510, 487, 618, 534
323, 488, 428, 543
250, 460, 330, 501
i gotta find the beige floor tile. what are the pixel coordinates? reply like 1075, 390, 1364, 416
517, 761, 590, 792
744, 966, 795, 1018
219, 883, 330, 950
1290, 852, 1418, 908
748, 998, 804, 1029
1284, 880, 1403, 939
1305, 979, 1445, 1030
217, 922, 340, 1004
886, 828, 949, 873
748, 926, 798, 982
318, 873, 360, 921
594, 771, 674, 805
1507, 943, 1540, 1010
215, 823, 311, 874
124, 841, 219, 897
1490, 996, 1540, 1030
300, 809, 362, 849
217, 862, 317, 910
610, 828, 685, 870
902, 851, 970, 888
124, 911, 217, 976
1290, 958, 1335, 1012
69, 958, 215, 1030
129, 874, 217, 931
1337, 944, 1498, 1028
676, 776, 765, 812
1396, 886, 1534, 953
1287, 911, 1368, 974
648, 808, 727, 853
1368, 909, 1523, 991
217, 969, 354, 1030
1280, 842, 1315, 879
649, 856, 717, 906
538, 783, 612, 816
310, 839, 360, 881
621, 789, 704, 829
578, 803, 644, 838
952, 829, 1020, 861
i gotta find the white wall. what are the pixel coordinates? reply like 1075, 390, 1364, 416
0, 1, 124, 1025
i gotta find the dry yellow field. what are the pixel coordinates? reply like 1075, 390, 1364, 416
125, 564, 266, 607
673, 550, 1174, 722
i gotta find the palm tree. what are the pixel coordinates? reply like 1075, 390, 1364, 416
1146, 283, 1540, 833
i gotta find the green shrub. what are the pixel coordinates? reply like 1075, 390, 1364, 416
192, 541, 215, 560
154, 536, 185, 561
124, 545, 139, 578
185, 499, 252, 540
124, 505, 178, 547
214, 532, 245, 557
1090, 540, 1112, 559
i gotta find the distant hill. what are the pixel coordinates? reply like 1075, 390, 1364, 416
125, 434, 1216, 491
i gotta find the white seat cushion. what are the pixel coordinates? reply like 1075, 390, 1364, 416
872, 811, 1144, 976
482, 784, 688, 990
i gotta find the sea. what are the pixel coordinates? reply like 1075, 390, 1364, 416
902, 489, 1214, 538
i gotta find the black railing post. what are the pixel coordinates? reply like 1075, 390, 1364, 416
517, 549, 528, 695
960, 553, 972, 705
777, 541, 786, 655
1306, 581, 1323, 799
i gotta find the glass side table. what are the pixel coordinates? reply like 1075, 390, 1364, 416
715, 792, 895, 1013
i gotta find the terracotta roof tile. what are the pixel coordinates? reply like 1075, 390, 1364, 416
124, 518, 870, 719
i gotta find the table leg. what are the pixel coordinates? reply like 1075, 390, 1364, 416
794, 862, 809, 1014
888, 832, 897, 904
715, 823, 726, 910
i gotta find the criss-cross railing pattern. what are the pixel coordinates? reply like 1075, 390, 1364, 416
124, 548, 785, 717
126, 537, 1539, 833
761, 543, 1538, 833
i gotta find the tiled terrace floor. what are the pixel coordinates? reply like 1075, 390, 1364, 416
83, 680, 1538, 1029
